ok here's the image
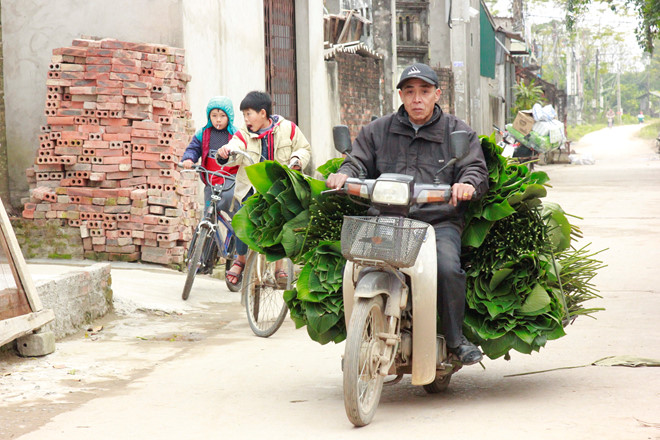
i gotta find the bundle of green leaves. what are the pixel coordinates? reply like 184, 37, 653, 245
233, 136, 603, 354
232, 159, 365, 344
232, 161, 328, 263
283, 242, 347, 344
461, 135, 604, 359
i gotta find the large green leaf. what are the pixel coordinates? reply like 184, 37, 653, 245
519, 283, 552, 315
462, 218, 494, 248
542, 202, 572, 252
316, 157, 345, 178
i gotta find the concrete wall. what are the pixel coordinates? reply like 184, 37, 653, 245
372, 0, 397, 113
0, 5, 8, 207
467, 0, 482, 133
478, 75, 500, 136
36, 263, 112, 339
429, 0, 452, 69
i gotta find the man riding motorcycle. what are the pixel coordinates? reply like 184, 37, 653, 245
327, 63, 489, 365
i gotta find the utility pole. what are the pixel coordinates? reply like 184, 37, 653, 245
595, 49, 600, 118
616, 71, 622, 125
566, 44, 574, 125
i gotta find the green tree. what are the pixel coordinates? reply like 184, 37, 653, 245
566, 0, 660, 53
512, 79, 547, 115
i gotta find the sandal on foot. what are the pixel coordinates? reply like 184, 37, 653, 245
226, 261, 245, 286
275, 269, 289, 288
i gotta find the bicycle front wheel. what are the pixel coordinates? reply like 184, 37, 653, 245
182, 227, 208, 300
243, 252, 291, 337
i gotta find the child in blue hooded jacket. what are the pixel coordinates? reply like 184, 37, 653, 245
182, 96, 244, 215
181, 96, 246, 276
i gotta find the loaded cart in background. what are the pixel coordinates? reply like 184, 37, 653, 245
500, 104, 568, 169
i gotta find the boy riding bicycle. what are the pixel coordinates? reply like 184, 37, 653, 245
217, 91, 312, 287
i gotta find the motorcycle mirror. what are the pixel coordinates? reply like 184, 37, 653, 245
450, 130, 470, 160
433, 130, 470, 184
333, 125, 352, 154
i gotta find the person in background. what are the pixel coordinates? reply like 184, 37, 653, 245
638, 110, 645, 124
181, 95, 240, 215
606, 108, 615, 128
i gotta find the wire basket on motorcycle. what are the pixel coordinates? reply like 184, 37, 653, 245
340, 216, 428, 268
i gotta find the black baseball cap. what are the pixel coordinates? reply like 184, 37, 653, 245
396, 63, 439, 89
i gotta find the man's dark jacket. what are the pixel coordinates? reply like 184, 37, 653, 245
337, 104, 489, 227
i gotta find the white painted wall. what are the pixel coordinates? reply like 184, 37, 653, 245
182, 1, 266, 130
296, 0, 335, 177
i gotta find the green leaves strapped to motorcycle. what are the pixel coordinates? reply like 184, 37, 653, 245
230, 134, 605, 359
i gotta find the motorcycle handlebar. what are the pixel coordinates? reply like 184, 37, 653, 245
323, 177, 452, 204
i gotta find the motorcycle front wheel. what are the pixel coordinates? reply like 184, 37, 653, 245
343, 296, 386, 427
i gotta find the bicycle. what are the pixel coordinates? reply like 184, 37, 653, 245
219, 150, 296, 337
186, 149, 296, 336
181, 165, 241, 300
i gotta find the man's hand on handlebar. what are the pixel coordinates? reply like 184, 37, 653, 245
451, 182, 475, 207
182, 159, 194, 169
326, 172, 349, 189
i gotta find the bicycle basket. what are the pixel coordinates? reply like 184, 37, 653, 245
340, 216, 429, 268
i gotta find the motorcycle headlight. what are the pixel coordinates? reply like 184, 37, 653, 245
371, 180, 410, 205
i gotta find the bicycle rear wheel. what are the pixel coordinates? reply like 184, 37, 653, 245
182, 228, 208, 300
243, 252, 291, 337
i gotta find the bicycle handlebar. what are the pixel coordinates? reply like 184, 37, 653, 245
178, 163, 238, 181
227, 149, 256, 165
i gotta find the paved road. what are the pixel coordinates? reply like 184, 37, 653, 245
1, 124, 659, 439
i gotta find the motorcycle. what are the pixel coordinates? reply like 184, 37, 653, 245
327, 125, 470, 427
493, 124, 518, 155
493, 124, 537, 170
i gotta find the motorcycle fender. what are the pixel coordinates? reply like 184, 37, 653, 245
343, 267, 404, 325
401, 225, 438, 386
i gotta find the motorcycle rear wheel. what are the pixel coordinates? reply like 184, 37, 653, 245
422, 372, 452, 394
343, 296, 386, 427
243, 252, 291, 338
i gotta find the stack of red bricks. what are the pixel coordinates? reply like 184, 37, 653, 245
22, 38, 200, 265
